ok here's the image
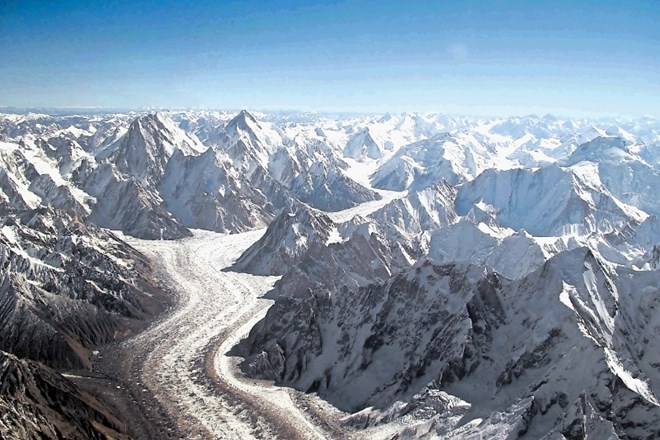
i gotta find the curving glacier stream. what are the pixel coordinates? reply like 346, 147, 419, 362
115, 230, 335, 439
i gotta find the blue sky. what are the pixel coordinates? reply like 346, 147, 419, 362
1, 0, 658, 116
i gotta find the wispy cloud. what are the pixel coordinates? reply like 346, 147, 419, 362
447, 43, 469, 60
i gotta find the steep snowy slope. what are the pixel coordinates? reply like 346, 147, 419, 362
369, 180, 458, 237
73, 112, 208, 238
69, 113, 302, 238
214, 110, 283, 172
160, 148, 282, 233
2, 136, 187, 246
228, 112, 659, 439
279, 136, 381, 211
0, 112, 134, 157
0, 141, 93, 217
371, 132, 494, 191
239, 249, 659, 438
426, 220, 554, 279
2, 111, 380, 239
232, 206, 335, 275
291, 162, 381, 211
234, 214, 413, 309
1, 110, 659, 439
79, 160, 191, 239
455, 163, 647, 237
31, 136, 95, 180
639, 141, 660, 170
98, 112, 205, 186
171, 110, 234, 147
211, 111, 381, 212
343, 128, 384, 160
564, 136, 660, 216
4, 113, 194, 239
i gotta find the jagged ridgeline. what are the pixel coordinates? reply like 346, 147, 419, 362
0, 350, 130, 439
1, 110, 659, 439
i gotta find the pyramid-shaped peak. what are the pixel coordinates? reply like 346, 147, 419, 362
139, 111, 163, 122
231, 203, 335, 276
235, 109, 258, 123
225, 110, 261, 134
128, 112, 187, 141
130, 112, 172, 132
344, 127, 383, 160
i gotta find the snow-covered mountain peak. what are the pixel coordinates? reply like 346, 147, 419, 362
371, 131, 493, 191
369, 179, 458, 239
343, 127, 383, 160
225, 109, 261, 134
219, 110, 287, 172
1, 110, 659, 438
605, 125, 637, 144
231, 205, 335, 276
563, 136, 660, 217
225, 110, 285, 148
131, 112, 205, 155
98, 112, 205, 186
566, 136, 633, 164
455, 164, 645, 237
377, 112, 393, 123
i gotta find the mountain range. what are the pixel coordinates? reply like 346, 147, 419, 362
0, 109, 658, 439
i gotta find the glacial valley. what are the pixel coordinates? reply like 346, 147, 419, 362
0, 109, 658, 439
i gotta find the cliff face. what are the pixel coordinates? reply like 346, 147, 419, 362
0, 208, 170, 439
0, 208, 164, 370
0, 350, 130, 440
238, 250, 660, 439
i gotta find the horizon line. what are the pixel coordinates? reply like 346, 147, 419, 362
0, 105, 657, 122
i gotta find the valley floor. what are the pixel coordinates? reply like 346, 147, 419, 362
101, 230, 347, 439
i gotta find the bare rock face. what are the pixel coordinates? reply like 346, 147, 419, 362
289, 162, 381, 212
0, 350, 129, 440
0, 208, 163, 369
0, 207, 168, 438
238, 248, 660, 438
